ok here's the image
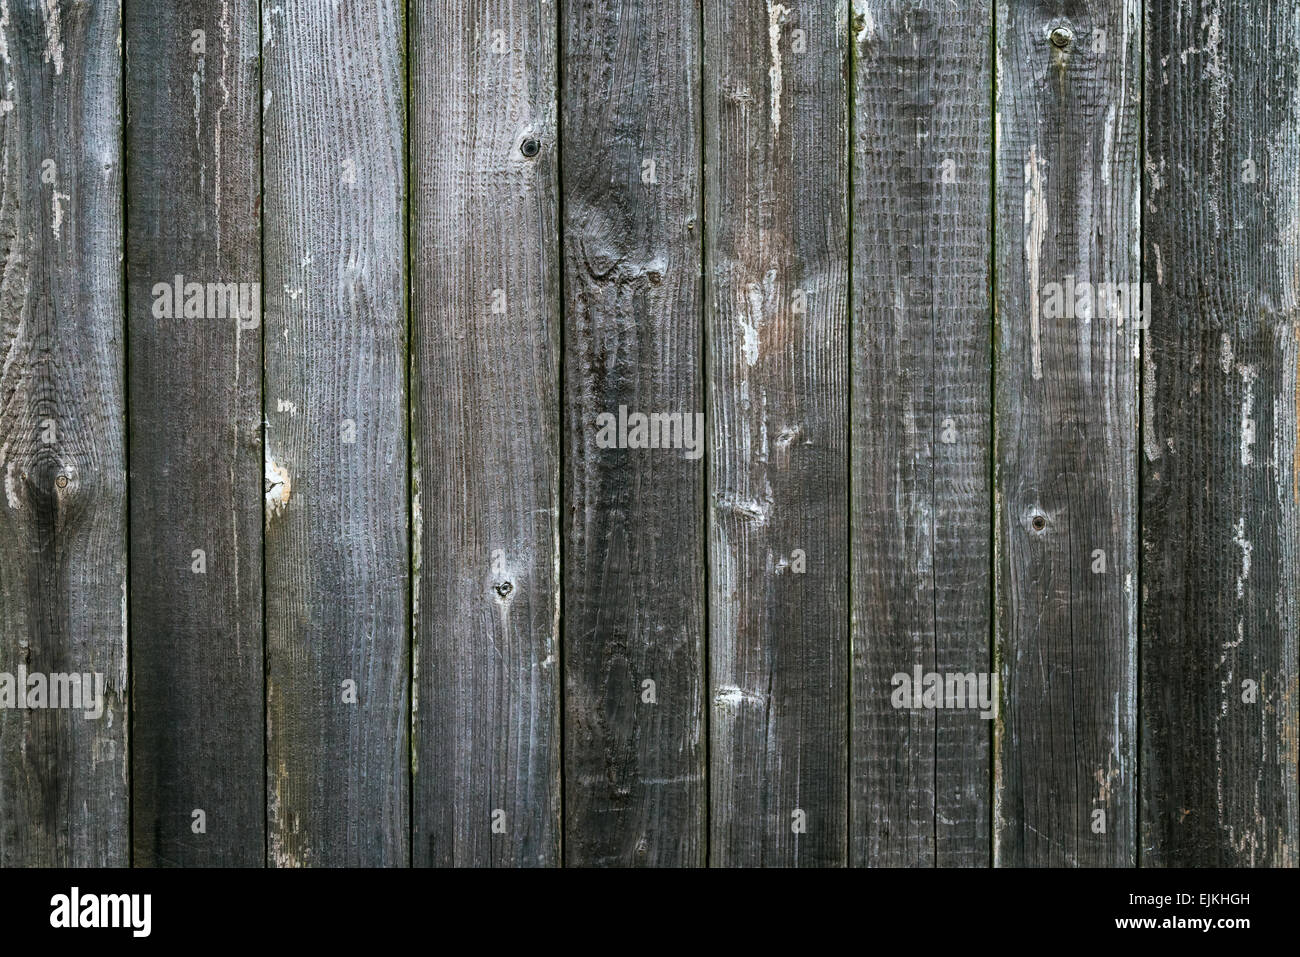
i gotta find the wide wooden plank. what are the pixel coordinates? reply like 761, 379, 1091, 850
705, 0, 848, 866
851, 0, 994, 868
561, 0, 707, 866
0, 0, 128, 865
1141, 0, 1299, 866
993, 0, 1140, 866
262, 0, 408, 866
410, 0, 561, 867
125, 0, 263, 867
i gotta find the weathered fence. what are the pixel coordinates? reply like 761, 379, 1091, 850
0, 0, 1295, 867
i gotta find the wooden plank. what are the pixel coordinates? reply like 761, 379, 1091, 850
0, 0, 128, 865
125, 0, 263, 867
705, 0, 848, 866
262, 0, 408, 866
560, 0, 706, 866
993, 0, 1140, 866
410, 0, 561, 866
1141, 0, 1299, 867
851, 0, 994, 867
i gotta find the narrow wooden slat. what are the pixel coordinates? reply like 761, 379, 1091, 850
993, 0, 1140, 866
410, 0, 561, 866
1141, 0, 1299, 867
125, 0, 263, 867
705, 0, 848, 866
0, 0, 128, 865
560, 0, 707, 866
263, 0, 408, 866
851, 0, 994, 868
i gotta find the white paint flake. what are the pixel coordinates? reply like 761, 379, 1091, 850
1024, 145, 1047, 380
767, 1, 790, 137
41, 0, 63, 75
1232, 517, 1252, 599
715, 686, 766, 708
4, 459, 20, 510
265, 455, 291, 518
1240, 363, 1257, 466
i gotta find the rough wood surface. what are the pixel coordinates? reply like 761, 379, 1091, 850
4, 0, 1298, 871
0, 0, 128, 866
1140, 0, 1299, 867
993, 0, 1140, 866
262, 0, 409, 866
410, 0, 561, 867
125, 0, 264, 867
560, 0, 707, 866
705, 0, 849, 867
851, 0, 994, 868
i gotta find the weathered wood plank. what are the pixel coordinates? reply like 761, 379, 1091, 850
0, 0, 128, 866
851, 0, 994, 868
262, 0, 408, 866
705, 0, 848, 867
1141, 0, 1300, 867
410, 0, 561, 867
993, 0, 1140, 866
125, 0, 263, 867
561, 0, 707, 866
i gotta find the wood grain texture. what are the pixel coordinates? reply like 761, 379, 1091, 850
561, 0, 707, 866
0, 0, 128, 866
125, 0, 263, 867
705, 0, 848, 867
994, 0, 1140, 866
1140, 0, 1300, 867
851, 0, 994, 868
410, 0, 561, 867
262, 0, 408, 866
